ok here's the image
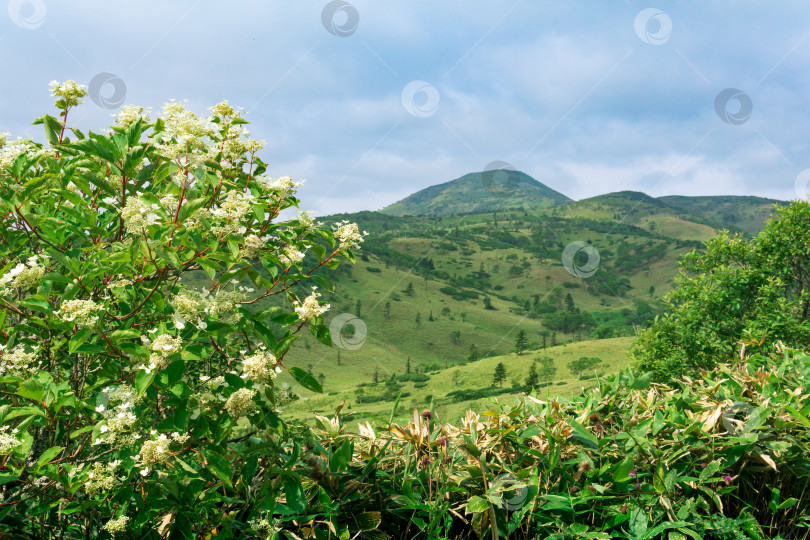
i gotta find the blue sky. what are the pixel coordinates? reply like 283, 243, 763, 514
2, 1, 809, 214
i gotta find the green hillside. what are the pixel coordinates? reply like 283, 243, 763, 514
380, 170, 571, 216
657, 194, 786, 236
181, 173, 784, 421
282, 336, 634, 424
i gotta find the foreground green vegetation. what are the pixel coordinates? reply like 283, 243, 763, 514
285, 346, 810, 539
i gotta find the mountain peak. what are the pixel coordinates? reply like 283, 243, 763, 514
380, 170, 571, 216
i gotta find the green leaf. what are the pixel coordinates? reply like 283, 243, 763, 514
613, 456, 634, 483
0, 475, 19, 486
630, 372, 654, 390
329, 440, 353, 472
35, 446, 64, 471
355, 512, 382, 531
288, 367, 323, 393
283, 476, 306, 513
568, 419, 599, 449
629, 506, 648, 538
18, 298, 53, 314
309, 318, 332, 347
70, 426, 94, 439
467, 496, 489, 513
699, 461, 721, 482
135, 369, 157, 397
17, 379, 44, 403
69, 327, 94, 354
203, 450, 233, 490
155, 245, 181, 269
109, 329, 141, 341
178, 197, 208, 223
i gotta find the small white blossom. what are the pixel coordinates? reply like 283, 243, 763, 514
49, 80, 88, 108
278, 244, 305, 266
103, 515, 129, 535
242, 234, 265, 258
121, 196, 162, 235
292, 287, 330, 321
0, 426, 23, 455
0, 345, 38, 377
333, 221, 367, 251
114, 105, 150, 128
55, 299, 101, 327
258, 175, 303, 198
241, 349, 278, 384
224, 388, 256, 417
0, 255, 46, 292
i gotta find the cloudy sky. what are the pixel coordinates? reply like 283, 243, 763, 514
2, 1, 809, 214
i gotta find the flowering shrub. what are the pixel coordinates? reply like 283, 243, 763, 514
0, 81, 364, 537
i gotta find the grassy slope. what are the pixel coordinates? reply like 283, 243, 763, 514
657, 195, 786, 237
559, 191, 718, 242
281, 336, 634, 424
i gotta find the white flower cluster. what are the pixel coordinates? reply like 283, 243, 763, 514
241, 234, 267, 259
293, 287, 330, 321
0, 256, 47, 292
278, 244, 306, 266
248, 513, 280, 536
56, 299, 101, 326
225, 388, 256, 417
296, 210, 318, 232
159, 101, 213, 150
210, 101, 236, 118
0, 132, 8, 148
334, 221, 367, 251
171, 287, 209, 330
209, 100, 266, 158
159, 194, 178, 212
93, 386, 139, 447
207, 288, 246, 322
258, 175, 303, 198
211, 190, 256, 235
139, 333, 182, 373
0, 345, 40, 377
241, 349, 281, 384
114, 105, 150, 128
49, 79, 88, 108
102, 515, 129, 535
0, 426, 22, 455
121, 196, 162, 235
84, 460, 123, 495
137, 430, 190, 475
0, 137, 41, 180
220, 122, 264, 159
